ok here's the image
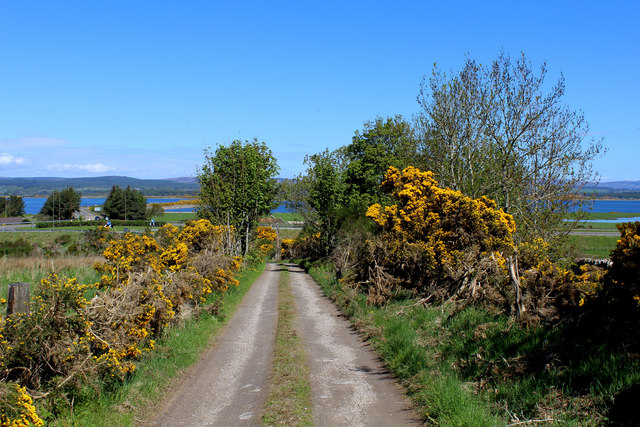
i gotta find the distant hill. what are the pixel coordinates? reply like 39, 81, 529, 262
596, 181, 640, 190
165, 177, 198, 184
0, 176, 199, 197
583, 181, 640, 199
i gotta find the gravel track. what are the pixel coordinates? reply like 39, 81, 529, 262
286, 263, 420, 426
149, 263, 280, 426
148, 262, 420, 426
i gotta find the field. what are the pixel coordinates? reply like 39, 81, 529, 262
158, 212, 197, 222
566, 212, 638, 258
0, 231, 103, 308
569, 235, 619, 258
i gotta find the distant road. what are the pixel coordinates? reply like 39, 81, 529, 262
569, 231, 619, 236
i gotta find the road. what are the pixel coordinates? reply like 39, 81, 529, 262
148, 263, 419, 426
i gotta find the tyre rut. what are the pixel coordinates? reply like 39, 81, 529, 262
149, 263, 280, 426
286, 263, 421, 426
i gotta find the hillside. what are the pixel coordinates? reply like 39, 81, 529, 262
0, 176, 199, 196
583, 180, 640, 199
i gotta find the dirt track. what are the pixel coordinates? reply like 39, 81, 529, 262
148, 263, 419, 426
287, 263, 420, 426
149, 263, 279, 426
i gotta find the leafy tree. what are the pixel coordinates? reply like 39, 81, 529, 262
342, 115, 417, 207
286, 149, 346, 256
415, 52, 605, 245
147, 203, 165, 220
197, 139, 279, 255
103, 185, 147, 220
39, 187, 81, 220
0, 195, 25, 217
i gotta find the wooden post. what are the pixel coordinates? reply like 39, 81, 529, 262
6, 282, 30, 316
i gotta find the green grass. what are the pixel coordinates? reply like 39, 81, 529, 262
585, 212, 640, 220
569, 235, 619, 258
50, 262, 266, 426
261, 264, 313, 426
575, 221, 620, 230
567, 211, 640, 221
0, 230, 82, 245
272, 212, 303, 222
0, 256, 103, 307
158, 212, 197, 222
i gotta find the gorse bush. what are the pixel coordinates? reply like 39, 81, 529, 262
0, 383, 43, 426
0, 218, 242, 423
361, 166, 516, 305
292, 166, 618, 322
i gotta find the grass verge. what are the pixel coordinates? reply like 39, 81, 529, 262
262, 264, 313, 426
52, 261, 267, 426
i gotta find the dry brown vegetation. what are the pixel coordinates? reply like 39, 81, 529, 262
0, 255, 104, 272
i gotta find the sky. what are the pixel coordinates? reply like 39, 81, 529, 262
1, 1, 638, 181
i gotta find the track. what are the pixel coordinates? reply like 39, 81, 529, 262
148, 263, 419, 426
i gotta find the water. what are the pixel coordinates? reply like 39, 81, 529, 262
584, 200, 640, 213
585, 217, 640, 223
23, 197, 187, 215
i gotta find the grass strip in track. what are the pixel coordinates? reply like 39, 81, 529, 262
262, 264, 313, 426
54, 262, 267, 426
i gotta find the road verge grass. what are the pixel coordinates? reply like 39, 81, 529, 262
52, 261, 267, 426
262, 264, 313, 426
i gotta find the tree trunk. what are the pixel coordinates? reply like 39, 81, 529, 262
507, 255, 524, 319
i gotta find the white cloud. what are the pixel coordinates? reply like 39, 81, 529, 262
48, 163, 115, 173
0, 153, 28, 165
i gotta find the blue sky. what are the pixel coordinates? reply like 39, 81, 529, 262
1, 1, 638, 180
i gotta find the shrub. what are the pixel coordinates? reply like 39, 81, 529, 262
0, 383, 44, 426
0, 238, 33, 257
361, 166, 515, 304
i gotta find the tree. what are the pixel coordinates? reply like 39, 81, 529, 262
0, 195, 25, 217
103, 185, 147, 220
0, 195, 24, 217
286, 149, 346, 256
39, 187, 81, 220
197, 139, 279, 256
415, 52, 605, 245
147, 203, 165, 220
342, 115, 417, 207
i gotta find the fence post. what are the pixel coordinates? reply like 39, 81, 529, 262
6, 282, 30, 316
